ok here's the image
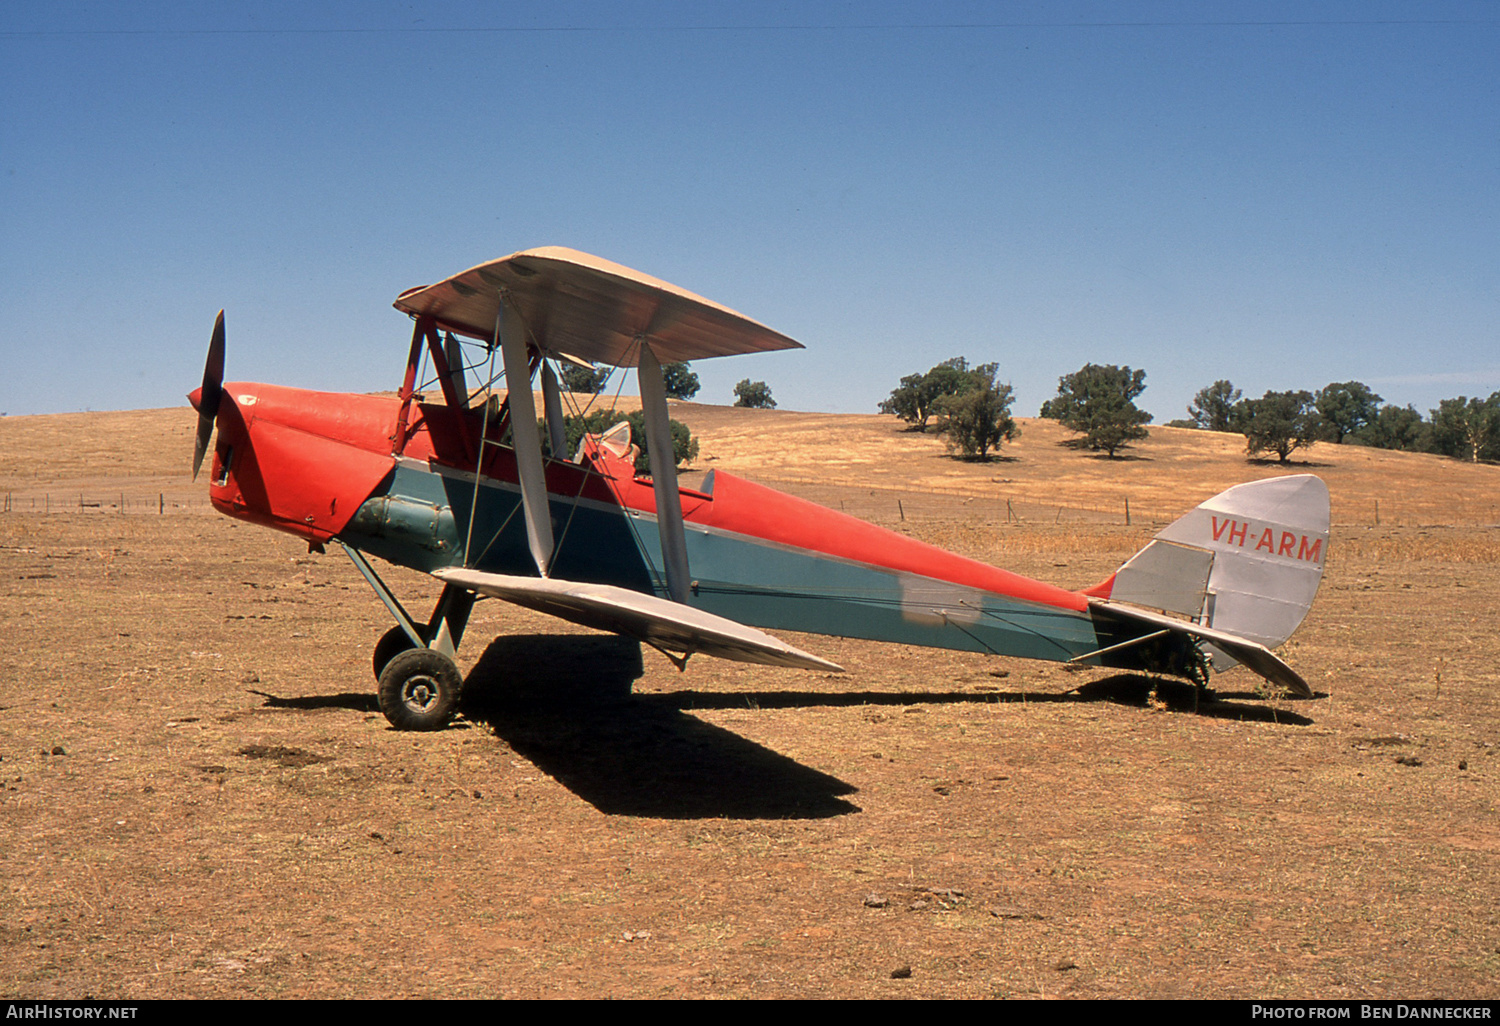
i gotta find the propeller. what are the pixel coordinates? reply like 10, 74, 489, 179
190, 310, 226, 481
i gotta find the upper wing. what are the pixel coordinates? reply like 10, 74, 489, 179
435, 568, 843, 673
393, 247, 803, 367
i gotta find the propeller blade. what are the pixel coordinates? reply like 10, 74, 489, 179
191, 310, 226, 481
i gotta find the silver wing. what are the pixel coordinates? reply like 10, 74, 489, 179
435, 568, 843, 673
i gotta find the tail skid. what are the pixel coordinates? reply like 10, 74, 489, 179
1086, 475, 1330, 696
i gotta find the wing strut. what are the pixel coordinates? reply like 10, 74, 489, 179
497, 297, 554, 577
637, 342, 691, 603
540, 361, 568, 458
443, 331, 468, 408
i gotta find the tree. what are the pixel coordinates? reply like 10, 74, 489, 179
1429, 394, 1500, 463
1046, 363, 1152, 457
660, 362, 700, 400
1238, 390, 1319, 463
1315, 381, 1383, 444
1355, 404, 1428, 452
539, 409, 698, 471
879, 357, 980, 430
733, 379, 777, 409
933, 366, 1019, 459
1187, 380, 1242, 432
560, 362, 610, 394
879, 371, 930, 425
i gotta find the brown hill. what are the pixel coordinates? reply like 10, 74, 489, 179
1, 401, 1498, 998
2, 401, 1496, 561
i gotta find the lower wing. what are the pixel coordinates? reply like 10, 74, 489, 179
434, 568, 843, 673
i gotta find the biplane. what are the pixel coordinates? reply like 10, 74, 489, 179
190, 247, 1328, 730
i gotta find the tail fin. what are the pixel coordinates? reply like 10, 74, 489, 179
1086, 475, 1329, 692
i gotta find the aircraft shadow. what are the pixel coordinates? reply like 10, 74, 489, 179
644, 673, 1314, 726
249, 689, 380, 714
459, 635, 860, 820
1066, 674, 1317, 725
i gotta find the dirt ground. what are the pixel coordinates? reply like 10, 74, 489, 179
1, 403, 1497, 999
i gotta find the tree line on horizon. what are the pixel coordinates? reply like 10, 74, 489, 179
555, 360, 776, 466
560, 361, 777, 410
1168, 379, 1500, 464
879, 358, 1152, 460
878, 359, 1500, 465
552, 354, 1498, 466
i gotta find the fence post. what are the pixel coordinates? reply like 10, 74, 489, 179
1125, 497, 1131, 526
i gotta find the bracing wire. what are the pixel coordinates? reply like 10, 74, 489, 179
462, 340, 500, 567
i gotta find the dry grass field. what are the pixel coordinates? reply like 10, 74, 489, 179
1, 401, 1498, 999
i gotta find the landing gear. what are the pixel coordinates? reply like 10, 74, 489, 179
343, 545, 477, 731
372, 625, 423, 680
377, 648, 463, 731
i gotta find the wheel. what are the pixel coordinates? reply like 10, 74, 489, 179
372, 625, 424, 680
377, 648, 462, 731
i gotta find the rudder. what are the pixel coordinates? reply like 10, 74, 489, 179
1092, 475, 1330, 661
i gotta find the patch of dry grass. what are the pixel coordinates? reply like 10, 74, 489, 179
1335, 526, 1500, 564
2, 401, 1499, 999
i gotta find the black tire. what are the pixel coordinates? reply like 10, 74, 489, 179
377, 648, 462, 731
372, 625, 423, 680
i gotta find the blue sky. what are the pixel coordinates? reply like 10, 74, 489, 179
2, 1, 1495, 424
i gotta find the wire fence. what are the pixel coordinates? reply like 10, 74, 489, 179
1, 491, 209, 516
753, 477, 1500, 532
3, 483, 1497, 531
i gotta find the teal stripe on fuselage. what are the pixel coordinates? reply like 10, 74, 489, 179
339, 462, 655, 592
629, 518, 1103, 664
343, 462, 1101, 665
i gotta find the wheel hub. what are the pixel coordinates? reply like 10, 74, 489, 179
402, 675, 439, 711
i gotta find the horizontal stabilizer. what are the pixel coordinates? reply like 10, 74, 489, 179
434, 568, 843, 673
1089, 598, 1312, 698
